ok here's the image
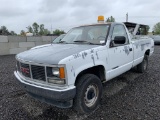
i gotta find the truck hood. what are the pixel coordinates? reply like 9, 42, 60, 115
31, 44, 51, 50
17, 44, 99, 64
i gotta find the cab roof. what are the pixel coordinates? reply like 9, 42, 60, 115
78, 23, 112, 27
76, 22, 127, 28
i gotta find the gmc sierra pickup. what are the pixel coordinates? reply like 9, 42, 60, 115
14, 18, 154, 114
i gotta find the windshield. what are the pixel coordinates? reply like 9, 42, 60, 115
53, 34, 65, 43
61, 25, 109, 45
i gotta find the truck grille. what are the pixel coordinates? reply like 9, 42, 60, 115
17, 61, 46, 81
20, 63, 31, 78
31, 65, 46, 81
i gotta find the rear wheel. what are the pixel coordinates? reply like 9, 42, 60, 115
73, 74, 102, 114
137, 55, 148, 73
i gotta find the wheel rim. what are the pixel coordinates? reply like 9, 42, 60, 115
84, 84, 99, 107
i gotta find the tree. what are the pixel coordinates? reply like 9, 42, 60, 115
10, 31, 17, 35
26, 23, 51, 36
44, 29, 50, 35
39, 24, 45, 35
153, 22, 160, 35
140, 26, 150, 35
32, 22, 39, 35
1, 26, 9, 35
20, 30, 26, 36
53, 29, 65, 36
146, 26, 150, 34
106, 16, 115, 22
27, 26, 33, 33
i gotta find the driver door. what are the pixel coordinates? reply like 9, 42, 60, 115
108, 24, 133, 79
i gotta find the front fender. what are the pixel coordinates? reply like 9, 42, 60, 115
59, 47, 108, 85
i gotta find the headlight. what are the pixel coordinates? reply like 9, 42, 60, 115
52, 67, 65, 79
52, 68, 60, 77
47, 67, 66, 85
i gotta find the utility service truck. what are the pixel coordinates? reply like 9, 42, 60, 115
14, 16, 154, 114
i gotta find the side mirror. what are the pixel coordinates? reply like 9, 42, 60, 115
113, 36, 126, 44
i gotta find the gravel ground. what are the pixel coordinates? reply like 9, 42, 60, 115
0, 46, 160, 120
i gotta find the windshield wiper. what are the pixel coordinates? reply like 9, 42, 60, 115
73, 40, 95, 45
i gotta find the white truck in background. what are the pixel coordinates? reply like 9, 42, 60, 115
14, 16, 154, 114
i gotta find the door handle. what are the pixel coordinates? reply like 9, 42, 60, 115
129, 48, 132, 51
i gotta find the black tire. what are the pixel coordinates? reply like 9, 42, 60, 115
137, 55, 148, 73
73, 74, 103, 114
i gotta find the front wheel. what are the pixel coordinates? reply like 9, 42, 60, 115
73, 74, 102, 114
137, 55, 148, 73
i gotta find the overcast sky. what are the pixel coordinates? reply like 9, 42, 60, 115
0, 0, 160, 34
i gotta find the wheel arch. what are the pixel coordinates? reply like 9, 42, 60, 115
74, 65, 106, 86
145, 49, 150, 56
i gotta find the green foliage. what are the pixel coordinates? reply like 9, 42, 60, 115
146, 26, 150, 34
10, 31, 17, 35
26, 23, 52, 35
20, 30, 26, 36
106, 16, 115, 22
32, 22, 39, 35
53, 29, 65, 36
44, 29, 50, 35
39, 24, 45, 35
0, 22, 65, 36
0, 26, 18, 35
153, 22, 160, 35
27, 26, 33, 33
140, 26, 150, 35
0, 26, 9, 35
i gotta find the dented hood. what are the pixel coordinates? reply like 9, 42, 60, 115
16, 44, 99, 64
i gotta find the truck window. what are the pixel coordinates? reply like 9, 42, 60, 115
62, 25, 109, 45
112, 25, 129, 44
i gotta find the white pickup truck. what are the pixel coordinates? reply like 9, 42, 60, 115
14, 18, 154, 114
